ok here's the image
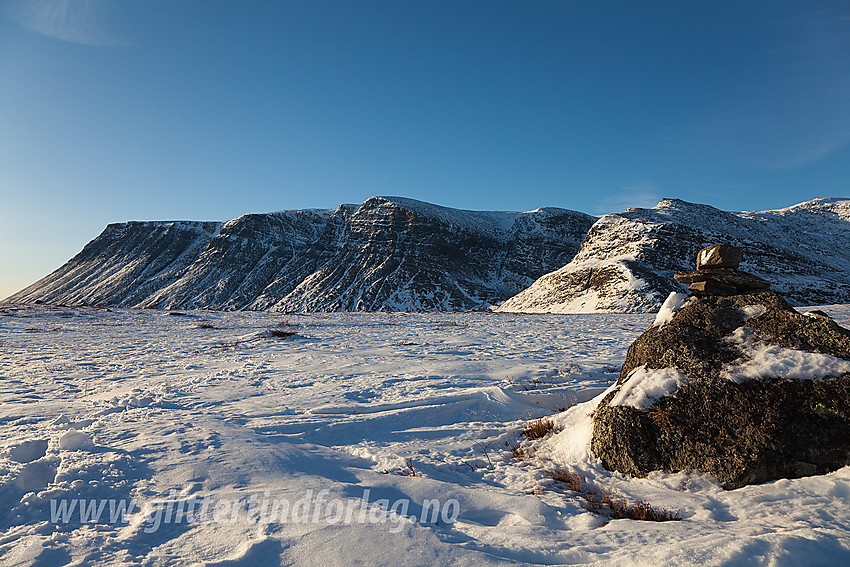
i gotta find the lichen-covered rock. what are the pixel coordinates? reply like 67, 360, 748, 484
590, 290, 850, 489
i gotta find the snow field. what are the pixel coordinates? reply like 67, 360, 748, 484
1, 304, 849, 566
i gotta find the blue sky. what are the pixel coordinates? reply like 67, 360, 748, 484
2, 0, 849, 298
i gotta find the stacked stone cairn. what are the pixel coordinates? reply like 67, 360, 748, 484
590, 243, 850, 489
673, 243, 769, 296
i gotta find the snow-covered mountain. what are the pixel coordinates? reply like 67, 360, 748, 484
11, 196, 850, 313
8, 196, 595, 311
498, 198, 850, 313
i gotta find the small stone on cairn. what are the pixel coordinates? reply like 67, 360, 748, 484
674, 243, 770, 296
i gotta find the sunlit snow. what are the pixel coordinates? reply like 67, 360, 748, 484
652, 291, 689, 327
2, 304, 850, 565
608, 365, 689, 410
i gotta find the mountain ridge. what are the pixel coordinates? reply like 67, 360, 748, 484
8, 196, 595, 311
8, 196, 850, 312
498, 197, 850, 313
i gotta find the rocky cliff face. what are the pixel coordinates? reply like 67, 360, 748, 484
498, 198, 850, 313
8, 197, 594, 311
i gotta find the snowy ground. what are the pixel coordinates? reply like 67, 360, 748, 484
1, 304, 850, 566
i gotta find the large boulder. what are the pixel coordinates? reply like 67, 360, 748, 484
590, 289, 850, 489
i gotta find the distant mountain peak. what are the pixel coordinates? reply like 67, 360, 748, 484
499, 197, 850, 313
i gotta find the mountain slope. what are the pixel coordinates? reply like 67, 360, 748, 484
497, 198, 850, 313
9, 221, 221, 308
8, 197, 595, 311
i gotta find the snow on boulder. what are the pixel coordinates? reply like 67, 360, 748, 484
652, 291, 688, 327
608, 365, 688, 410
59, 430, 92, 451
591, 286, 850, 489
721, 327, 850, 382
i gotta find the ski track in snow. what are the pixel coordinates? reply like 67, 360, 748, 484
1, 304, 849, 566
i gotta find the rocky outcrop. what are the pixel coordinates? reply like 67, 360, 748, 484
7, 197, 594, 311
498, 198, 850, 313
590, 246, 850, 489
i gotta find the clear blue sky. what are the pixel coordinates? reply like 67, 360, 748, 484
2, 0, 849, 299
